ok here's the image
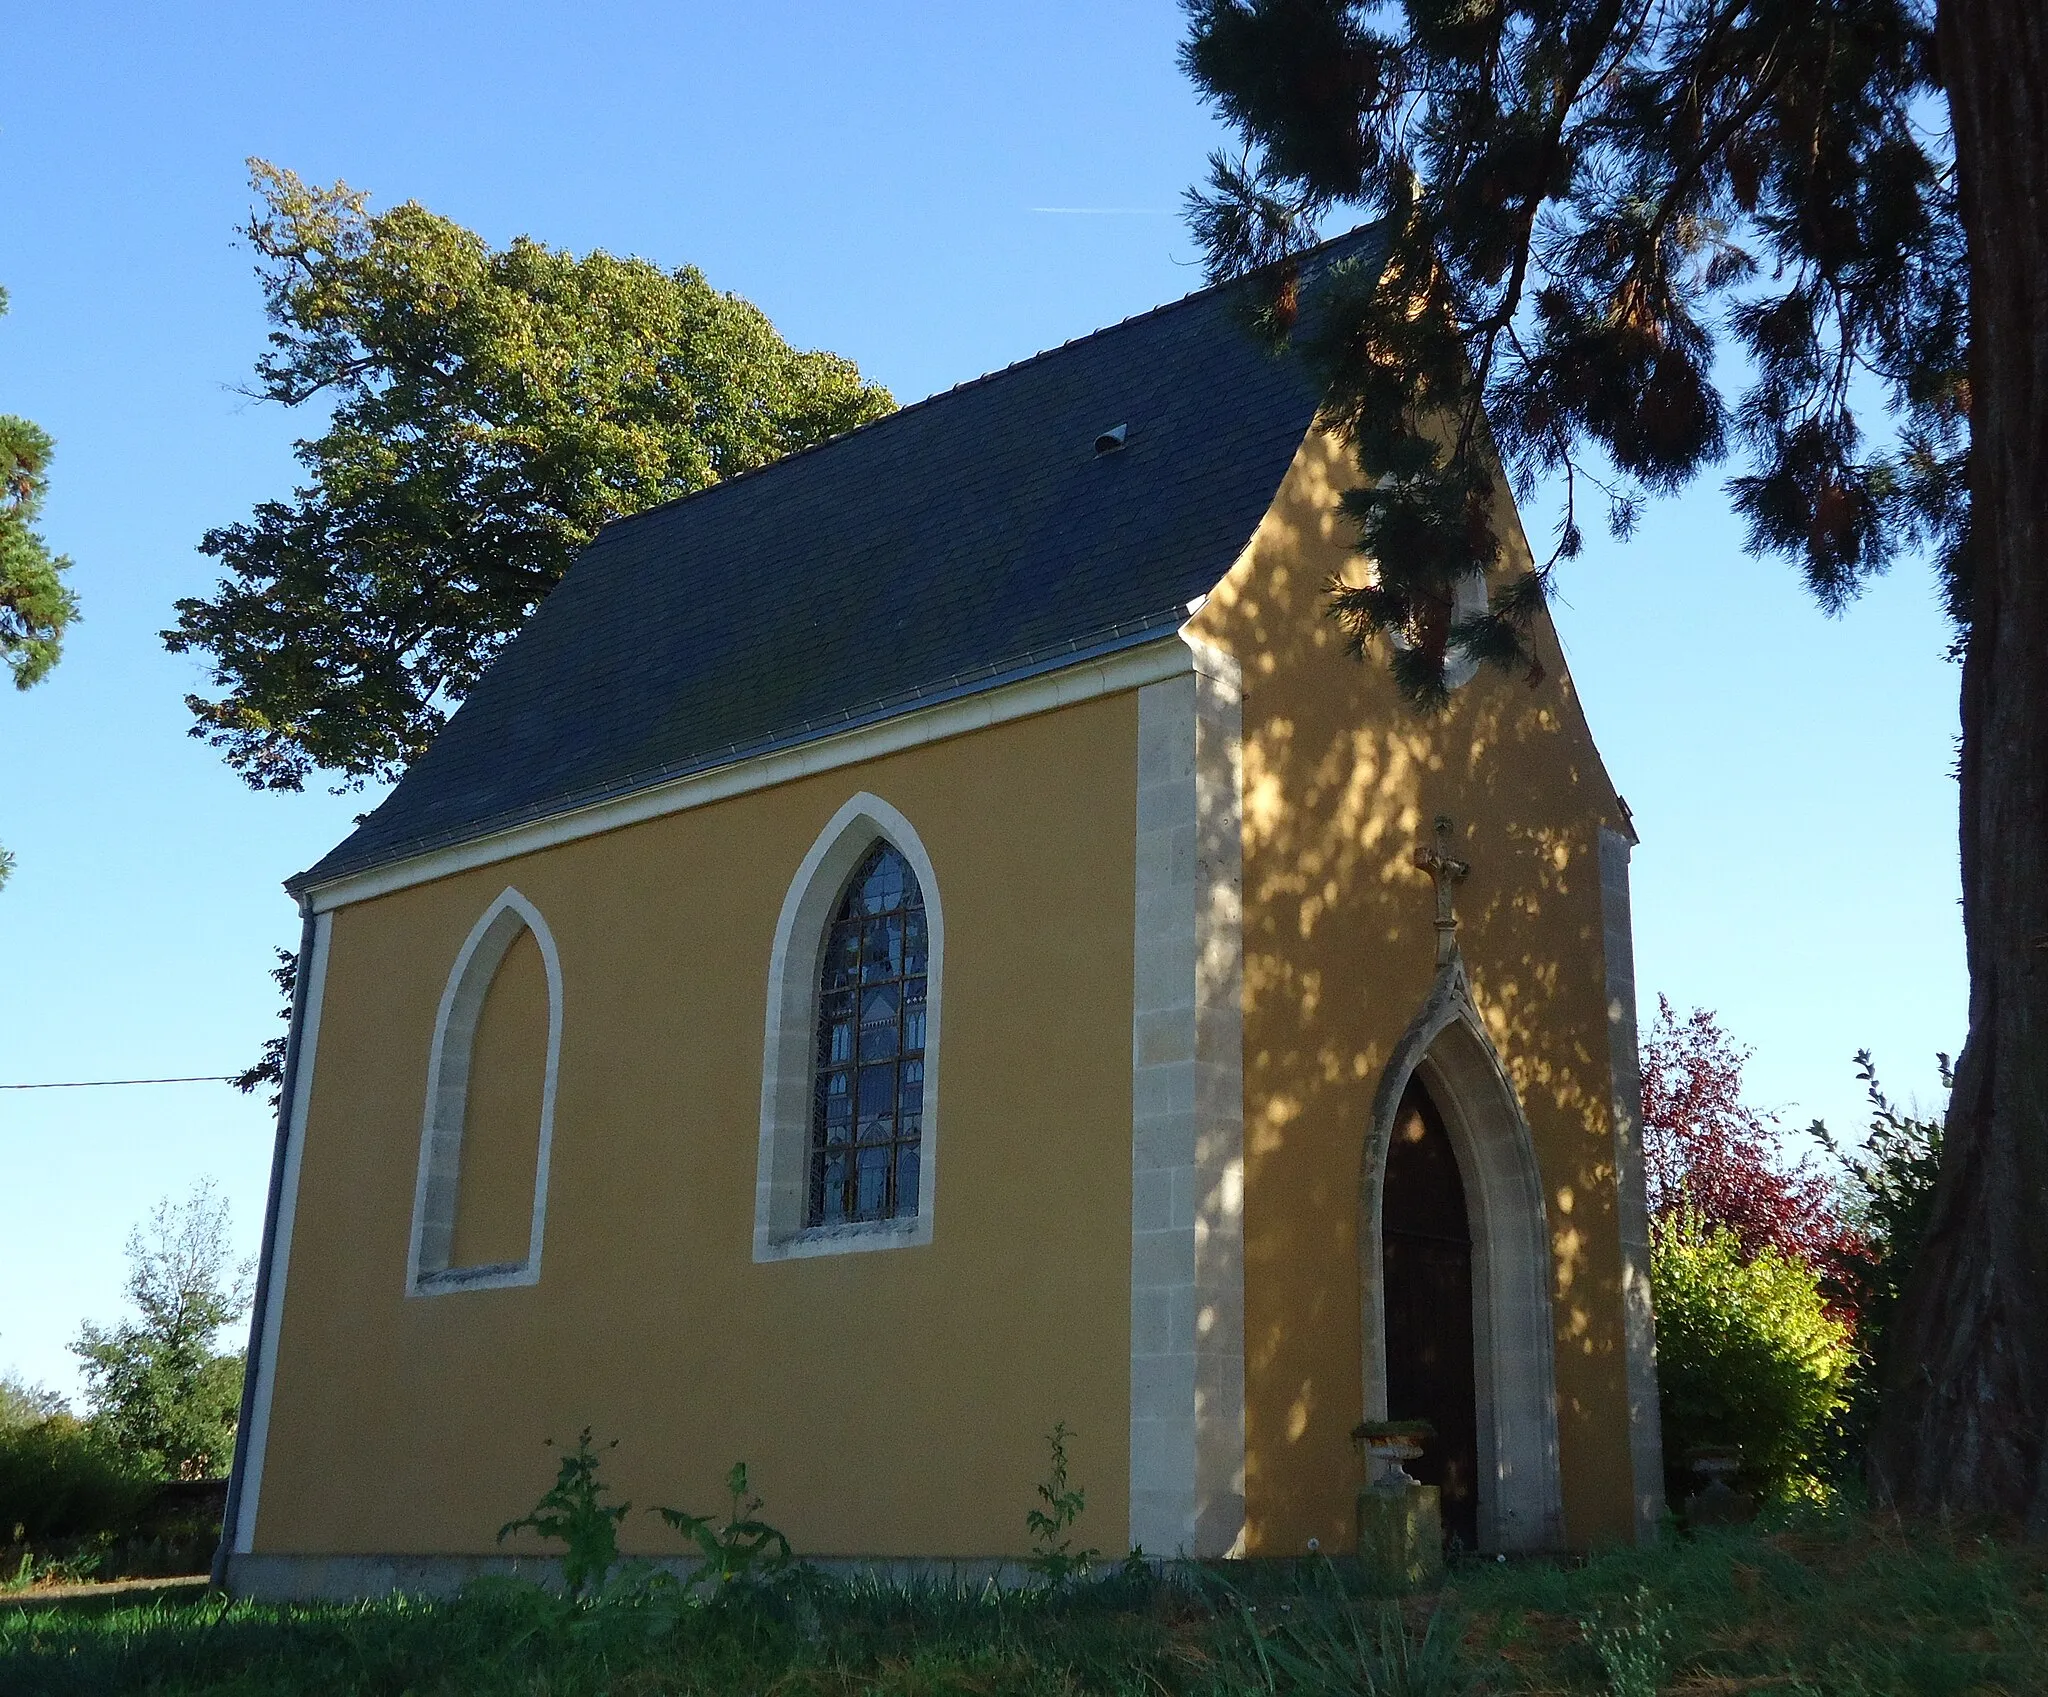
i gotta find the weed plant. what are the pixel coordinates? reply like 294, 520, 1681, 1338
655, 1461, 793, 1597
1026, 1421, 1102, 1584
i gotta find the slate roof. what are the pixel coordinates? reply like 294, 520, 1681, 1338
294, 224, 1388, 894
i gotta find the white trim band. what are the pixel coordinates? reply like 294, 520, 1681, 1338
231, 908, 333, 1555
303, 638, 1197, 914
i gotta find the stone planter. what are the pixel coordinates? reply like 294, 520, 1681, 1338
1351, 1420, 1434, 1489
1680, 1444, 1756, 1529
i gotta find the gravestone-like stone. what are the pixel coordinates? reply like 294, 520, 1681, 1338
1357, 1482, 1443, 1590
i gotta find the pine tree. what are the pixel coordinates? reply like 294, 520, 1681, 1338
1180, 0, 2042, 1522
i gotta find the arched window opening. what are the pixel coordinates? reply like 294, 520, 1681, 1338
1381, 1076, 1480, 1550
448, 927, 550, 1269
810, 844, 928, 1227
408, 888, 563, 1295
755, 792, 944, 1261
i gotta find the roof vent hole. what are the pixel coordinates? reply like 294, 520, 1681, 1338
1094, 423, 1129, 455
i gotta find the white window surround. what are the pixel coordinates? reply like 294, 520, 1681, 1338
755, 793, 945, 1262
406, 887, 564, 1296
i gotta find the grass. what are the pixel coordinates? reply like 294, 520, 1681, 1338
1, 1510, 2043, 1695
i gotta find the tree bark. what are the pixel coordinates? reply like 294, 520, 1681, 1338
1873, 0, 2048, 1526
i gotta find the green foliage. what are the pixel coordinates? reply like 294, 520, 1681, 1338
229, 947, 298, 1113
497, 1431, 629, 1599
166, 162, 895, 793
0, 1375, 65, 1432
0, 285, 79, 696
71, 1182, 251, 1480
3, 1544, 107, 1591
1024, 1422, 1099, 1584
654, 1462, 793, 1598
1652, 1210, 1853, 1499
1815, 1050, 1947, 1457
0, 1415, 159, 1545
1225, 1576, 1476, 1697
1580, 1585, 1670, 1697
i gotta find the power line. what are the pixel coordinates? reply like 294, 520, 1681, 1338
0, 1075, 240, 1091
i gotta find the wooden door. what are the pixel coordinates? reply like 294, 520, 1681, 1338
1381, 1076, 1481, 1550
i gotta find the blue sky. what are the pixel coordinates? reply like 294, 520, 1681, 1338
0, 1, 1963, 1401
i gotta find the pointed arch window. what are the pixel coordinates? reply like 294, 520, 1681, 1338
407, 888, 563, 1295
755, 793, 944, 1261
810, 844, 928, 1227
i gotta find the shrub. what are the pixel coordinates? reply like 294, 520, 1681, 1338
1651, 1211, 1852, 1499
0, 1414, 160, 1544
1641, 1000, 1858, 1287
1815, 1050, 1947, 1466
0, 1375, 65, 1431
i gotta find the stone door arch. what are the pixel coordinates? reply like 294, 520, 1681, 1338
1360, 961, 1565, 1552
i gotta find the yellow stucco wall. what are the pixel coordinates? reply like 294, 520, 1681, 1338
255, 693, 1139, 1560
256, 423, 1643, 1567
1188, 430, 1639, 1553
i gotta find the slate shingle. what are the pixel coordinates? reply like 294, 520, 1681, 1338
293, 224, 1388, 893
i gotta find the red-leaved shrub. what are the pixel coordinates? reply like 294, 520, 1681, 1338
1640, 998, 1865, 1318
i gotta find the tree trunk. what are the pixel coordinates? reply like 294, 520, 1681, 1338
1872, 0, 2048, 1526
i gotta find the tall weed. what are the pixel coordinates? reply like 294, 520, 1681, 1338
1025, 1421, 1100, 1584
496, 1430, 628, 1597
654, 1462, 793, 1597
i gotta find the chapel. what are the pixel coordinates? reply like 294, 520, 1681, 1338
219, 226, 1663, 1598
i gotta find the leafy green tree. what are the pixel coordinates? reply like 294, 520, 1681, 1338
1, 282, 82, 891
1179, 0, 2041, 1520
0, 288, 77, 695
72, 1181, 252, 1480
229, 946, 297, 1112
165, 163, 894, 792
0, 1373, 66, 1431
1652, 1210, 1854, 1500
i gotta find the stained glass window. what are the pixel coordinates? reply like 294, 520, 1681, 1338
808, 843, 928, 1227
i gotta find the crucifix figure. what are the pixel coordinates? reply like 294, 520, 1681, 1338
1413, 813, 1470, 965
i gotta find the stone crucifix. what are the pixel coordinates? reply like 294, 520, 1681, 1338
1413, 813, 1470, 966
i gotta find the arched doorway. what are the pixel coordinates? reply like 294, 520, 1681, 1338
1381, 1076, 1480, 1549
1361, 975, 1566, 1552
